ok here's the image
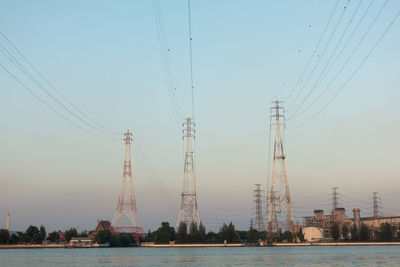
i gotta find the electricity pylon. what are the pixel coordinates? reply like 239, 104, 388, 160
253, 184, 266, 232
267, 101, 294, 237
177, 118, 200, 228
111, 130, 144, 245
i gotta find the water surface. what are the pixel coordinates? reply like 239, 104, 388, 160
0, 246, 399, 266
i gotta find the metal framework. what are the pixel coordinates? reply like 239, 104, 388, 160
332, 187, 339, 211
177, 118, 200, 228
253, 184, 266, 232
111, 130, 144, 245
373, 192, 381, 217
267, 100, 294, 236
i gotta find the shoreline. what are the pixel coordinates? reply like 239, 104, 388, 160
1, 242, 400, 249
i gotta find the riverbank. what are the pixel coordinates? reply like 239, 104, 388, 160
273, 242, 400, 246
141, 243, 244, 247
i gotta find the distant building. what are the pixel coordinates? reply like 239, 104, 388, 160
303, 227, 323, 242
91, 220, 112, 238
304, 208, 400, 240
69, 237, 92, 247
304, 208, 353, 241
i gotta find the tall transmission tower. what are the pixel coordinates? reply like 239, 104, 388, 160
177, 118, 200, 227
373, 192, 381, 217
111, 130, 144, 245
332, 187, 339, 211
253, 184, 266, 232
267, 100, 294, 237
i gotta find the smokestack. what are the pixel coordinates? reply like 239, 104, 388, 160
6, 213, 10, 231
352, 208, 360, 229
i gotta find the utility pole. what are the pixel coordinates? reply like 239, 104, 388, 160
253, 184, 266, 232
111, 130, 144, 245
267, 100, 294, 239
177, 118, 200, 228
373, 192, 381, 217
332, 187, 338, 211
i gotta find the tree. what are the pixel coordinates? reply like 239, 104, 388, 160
47, 231, 60, 243
297, 228, 305, 243
378, 222, 394, 241
154, 222, 175, 244
342, 224, 349, 241
205, 231, 219, 243
94, 230, 112, 244
332, 223, 340, 241
350, 225, 360, 242
198, 221, 206, 243
188, 222, 198, 242
0, 230, 10, 244
10, 233, 19, 244
219, 223, 229, 242
176, 222, 187, 243
227, 222, 236, 242
64, 228, 78, 242
119, 233, 132, 247
39, 225, 46, 243
245, 224, 258, 242
359, 224, 370, 242
25, 225, 40, 244
282, 231, 293, 243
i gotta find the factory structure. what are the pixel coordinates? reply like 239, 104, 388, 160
302, 191, 400, 242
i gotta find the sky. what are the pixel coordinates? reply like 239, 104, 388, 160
0, 0, 399, 233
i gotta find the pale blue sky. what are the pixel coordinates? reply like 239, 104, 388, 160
0, 0, 399, 232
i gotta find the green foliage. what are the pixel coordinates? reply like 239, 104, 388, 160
176, 222, 187, 243
205, 231, 219, 243
39, 225, 46, 243
47, 231, 60, 243
198, 221, 206, 242
10, 233, 19, 244
359, 224, 370, 242
23, 225, 41, 244
332, 223, 340, 241
341, 224, 349, 241
350, 224, 360, 242
94, 230, 112, 244
246, 228, 258, 242
64, 228, 78, 242
297, 228, 305, 243
0, 230, 10, 244
377, 222, 394, 241
282, 231, 293, 242
188, 222, 199, 242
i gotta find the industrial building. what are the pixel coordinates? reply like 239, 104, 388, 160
303, 208, 400, 241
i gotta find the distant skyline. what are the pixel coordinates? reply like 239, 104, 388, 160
1, 0, 399, 232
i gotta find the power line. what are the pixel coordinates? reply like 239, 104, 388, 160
289, 2, 397, 129
288, 0, 363, 120
0, 61, 118, 141
0, 34, 120, 140
0, 30, 121, 136
152, 0, 182, 124
285, 0, 341, 103
188, 0, 195, 118
289, 0, 375, 120
288, 0, 350, 111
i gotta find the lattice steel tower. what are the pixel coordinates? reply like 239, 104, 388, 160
111, 130, 144, 244
177, 118, 200, 227
373, 192, 381, 217
267, 101, 294, 235
253, 184, 266, 231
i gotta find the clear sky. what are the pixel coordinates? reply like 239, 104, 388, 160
0, 0, 399, 232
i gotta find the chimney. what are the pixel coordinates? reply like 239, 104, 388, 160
352, 208, 360, 229
6, 213, 10, 231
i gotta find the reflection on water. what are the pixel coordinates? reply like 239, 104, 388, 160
0, 246, 399, 266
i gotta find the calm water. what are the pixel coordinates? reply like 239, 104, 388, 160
0, 246, 399, 266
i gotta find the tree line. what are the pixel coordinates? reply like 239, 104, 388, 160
331, 222, 400, 242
